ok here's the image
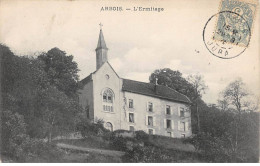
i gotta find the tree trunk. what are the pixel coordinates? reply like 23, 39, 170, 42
196, 103, 201, 133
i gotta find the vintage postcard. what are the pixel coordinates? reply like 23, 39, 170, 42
0, 0, 259, 163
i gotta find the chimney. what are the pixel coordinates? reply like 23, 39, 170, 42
154, 78, 158, 94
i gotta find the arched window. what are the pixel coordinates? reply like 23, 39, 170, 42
102, 88, 114, 112
105, 122, 113, 131
103, 89, 113, 103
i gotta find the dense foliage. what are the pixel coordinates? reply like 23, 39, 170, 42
1, 44, 81, 161
76, 118, 110, 138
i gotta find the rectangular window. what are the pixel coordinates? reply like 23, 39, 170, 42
86, 108, 90, 118
148, 116, 153, 126
148, 129, 153, 135
129, 113, 134, 123
129, 126, 135, 131
103, 105, 113, 112
167, 132, 172, 137
181, 122, 186, 131
167, 119, 171, 129
129, 99, 133, 108
148, 102, 153, 112
180, 108, 185, 117
166, 105, 171, 115
181, 134, 185, 138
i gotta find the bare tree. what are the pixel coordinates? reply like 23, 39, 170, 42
221, 78, 257, 113
217, 99, 229, 111
220, 78, 258, 161
187, 74, 208, 100
187, 74, 208, 133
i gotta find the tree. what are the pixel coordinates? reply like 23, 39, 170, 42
218, 78, 259, 162
38, 48, 80, 98
36, 86, 80, 142
1, 110, 29, 160
222, 78, 248, 113
149, 68, 198, 102
187, 74, 208, 133
1, 45, 82, 142
187, 74, 208, 101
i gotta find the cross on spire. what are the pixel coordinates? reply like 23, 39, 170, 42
99, 23, 103, 30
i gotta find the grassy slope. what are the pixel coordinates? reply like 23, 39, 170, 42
11, 133, 199, 163
149, 135, 195, 152
53, 136, 110, 150
53, 134, 200, 163
52, 136, 122, 163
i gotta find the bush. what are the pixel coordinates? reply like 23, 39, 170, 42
135, 130, 149, 142
76, 118, 110, 138
122, 145, 172, 163
2, 110, 29, 161
1, 110, 64, 162
186, 132, 231, 162
107, 130, 145, 151
109, 135, 129, 151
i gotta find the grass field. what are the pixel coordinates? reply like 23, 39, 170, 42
53, 136, 110, 150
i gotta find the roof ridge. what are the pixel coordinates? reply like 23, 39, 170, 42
123, 78, 152, 85
122, 78, 191, 104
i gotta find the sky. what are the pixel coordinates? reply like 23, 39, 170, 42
0, 0, 259, 104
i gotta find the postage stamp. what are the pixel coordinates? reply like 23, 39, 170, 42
203, 0, 258, 59
213, 0, 258, 47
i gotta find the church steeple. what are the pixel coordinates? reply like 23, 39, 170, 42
96, 23, 108, 70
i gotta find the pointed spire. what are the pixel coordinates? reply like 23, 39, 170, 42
95, 23, 108, 70
96, 23, 108, 51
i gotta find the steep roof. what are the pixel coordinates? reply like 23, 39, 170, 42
80, 61, 119, 85
96, 29, 108, 51
122, 79, 191, 104
80, 74, 92, 85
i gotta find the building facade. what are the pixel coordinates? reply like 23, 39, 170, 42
78, 28, 192, 138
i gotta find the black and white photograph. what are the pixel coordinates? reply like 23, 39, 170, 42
0, 0, 259, 163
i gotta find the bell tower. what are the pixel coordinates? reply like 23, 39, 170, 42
95, 23, 108, 70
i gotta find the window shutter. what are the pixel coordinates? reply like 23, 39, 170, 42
127, 113, 129, 122
170, 106, 173, 115
146, 102, 148, 112
178, 121, 181, 130
178, 106, 180, 116
164, 119, 167, 128
165, 105, 167, 115
171, 120, 174, 129
153, 117, 156, 127
145, 116, 148, 125
185, 122, 189, 131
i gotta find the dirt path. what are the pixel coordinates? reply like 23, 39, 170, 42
56, 143, 125, 157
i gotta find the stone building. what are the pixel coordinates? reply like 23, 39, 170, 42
78, 28, 192, 138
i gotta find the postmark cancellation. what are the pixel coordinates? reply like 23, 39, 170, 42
213, 0, 258, 47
